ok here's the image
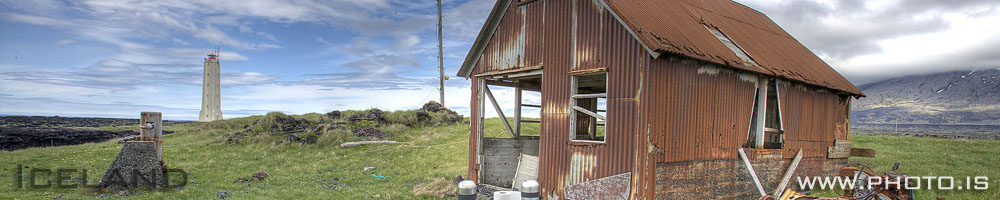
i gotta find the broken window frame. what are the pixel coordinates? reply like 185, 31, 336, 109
747, 78, 784, 149
569, 72, 608, 143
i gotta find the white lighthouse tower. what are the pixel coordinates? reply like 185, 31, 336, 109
199, 50, 223, 122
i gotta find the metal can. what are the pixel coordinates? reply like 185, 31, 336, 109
457, 180, 477, 200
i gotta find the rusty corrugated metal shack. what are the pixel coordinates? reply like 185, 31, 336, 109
456, 0, 865, 199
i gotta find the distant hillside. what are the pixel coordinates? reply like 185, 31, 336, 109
851, 69, 1000, 125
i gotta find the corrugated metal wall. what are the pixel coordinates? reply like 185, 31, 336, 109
778, 81, 851, 158
538, 0, 649, 197
644, 59, 758, 163
478, 0, 545, 74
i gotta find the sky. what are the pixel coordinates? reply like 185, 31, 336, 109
1, 0, 998, 120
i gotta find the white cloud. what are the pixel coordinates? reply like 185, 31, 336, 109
316, 37, 331, 46
56, 39, 75, 45
735, 0, 1000, 84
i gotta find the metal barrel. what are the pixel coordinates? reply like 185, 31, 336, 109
521, 180, 541, 200
457, 180, 477, 200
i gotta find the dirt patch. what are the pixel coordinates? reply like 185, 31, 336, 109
233, 171, 269, 183
412, 178, 455, 198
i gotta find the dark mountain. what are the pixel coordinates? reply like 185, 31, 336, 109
851, 68, 1000, 125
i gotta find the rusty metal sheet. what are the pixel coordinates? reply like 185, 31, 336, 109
597, 0, 862, 96
645, 58, 758, 163
778, 81, 849, 158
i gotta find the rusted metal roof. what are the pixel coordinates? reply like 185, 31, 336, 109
459, 0, 864, 96
604, 0, 863, 95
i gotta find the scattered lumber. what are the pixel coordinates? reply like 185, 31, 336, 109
340, 140, 399, 148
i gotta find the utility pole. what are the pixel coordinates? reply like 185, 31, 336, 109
437, 0, 445, 106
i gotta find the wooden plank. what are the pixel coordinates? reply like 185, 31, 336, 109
738, 148, 767, 197
520, 119, 541, 123
521, 103, 541, 108
827, 140, 852, 158
512, 154, 539, 190
484, 85, 516, 138
573, 106, 607, 121
474, 65, 543, 78
849, 148, 876, 158
571, 93, 607, 99
567, 67, 608, 75
484, 80, 542, 92
774, 149, 803, 195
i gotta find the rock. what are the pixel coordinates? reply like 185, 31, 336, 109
326, 110, 342, 119
0, 127, 138, 151
303, 135, 317, 144
416, 111, 431, 123
286, 134, 301, 143
218, 190, 229, 199
346, 109, 386, 123
251, 171, 268, 181
226, 133, 245, 144
422, 101, 445, 112
363, 167, 376, 171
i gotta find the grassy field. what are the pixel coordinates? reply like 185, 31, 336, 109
2, 114, 999, 199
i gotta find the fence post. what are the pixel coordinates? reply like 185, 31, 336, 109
139, 111, 163, 162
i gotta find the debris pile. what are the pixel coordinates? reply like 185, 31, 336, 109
262, 113, 311, 134
422, 101, 463, 124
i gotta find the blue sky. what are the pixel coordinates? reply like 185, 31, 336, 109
1, 0, 998, 120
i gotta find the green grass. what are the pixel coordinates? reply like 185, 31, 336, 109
2, 116, 999, 199
807, 135, 1000, 199
1, 113, 471, 199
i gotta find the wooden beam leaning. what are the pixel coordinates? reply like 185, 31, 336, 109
774, 149, 803, 196
739, 148, 768, 197
573, 106, 606, 121
484, 85, 516, 137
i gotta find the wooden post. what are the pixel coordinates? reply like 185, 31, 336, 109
140, 111, 163, 162
515, 87, 522, 137
754, 79, 768, 148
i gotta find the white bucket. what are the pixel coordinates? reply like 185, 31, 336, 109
493, 191, 523, 200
